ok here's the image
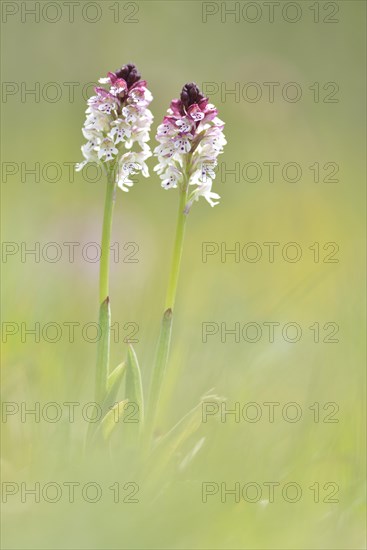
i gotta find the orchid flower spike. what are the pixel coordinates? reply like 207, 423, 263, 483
154, 82, 226, 211
76, 63, 153, 191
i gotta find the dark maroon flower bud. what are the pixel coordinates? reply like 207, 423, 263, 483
180, 83, 206, 110
115, 63, 141, 88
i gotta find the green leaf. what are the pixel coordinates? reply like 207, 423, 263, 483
107, 361, 126, 392
86, 361, 125, 446
102, 361, 127, 411
156, 402, 203, 455
100, 399, 129, 440
126, 345, 144, 429
145, 393, 224, 477
95, 297, 110, 404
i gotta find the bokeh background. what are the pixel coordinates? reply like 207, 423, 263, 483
1, 1, 366, 548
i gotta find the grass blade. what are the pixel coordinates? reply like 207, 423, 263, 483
100, 399, 129, 440
126, 345, 145, 429
144, 393, 223, 478
102, 361, 126, 412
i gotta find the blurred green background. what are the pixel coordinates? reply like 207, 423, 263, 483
1, 1, 366, 548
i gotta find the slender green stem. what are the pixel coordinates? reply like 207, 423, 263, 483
99, 171, 117, 305
94, 297, 111, 404
95, 171, 116, 403
164, 184, 189, 310
146, 174, 189, 444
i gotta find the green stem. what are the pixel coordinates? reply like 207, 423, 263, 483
146, 175, 189, 443
99, 171, 117, 305
95, 171, 117, 403
94, 297, 110, 405
164, 185, 189, 310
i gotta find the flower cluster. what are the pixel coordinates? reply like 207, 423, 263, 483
76, 63, 153, 191
154, 83, 226, 210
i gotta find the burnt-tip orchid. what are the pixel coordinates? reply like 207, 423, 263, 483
79, 64, 154, 411
147, 85, 226, 440
154, 83, 226, 210
76, 63, 153, 191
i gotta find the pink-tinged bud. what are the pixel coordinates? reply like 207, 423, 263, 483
76, 63, 153, 192
154, 83, 226, 210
